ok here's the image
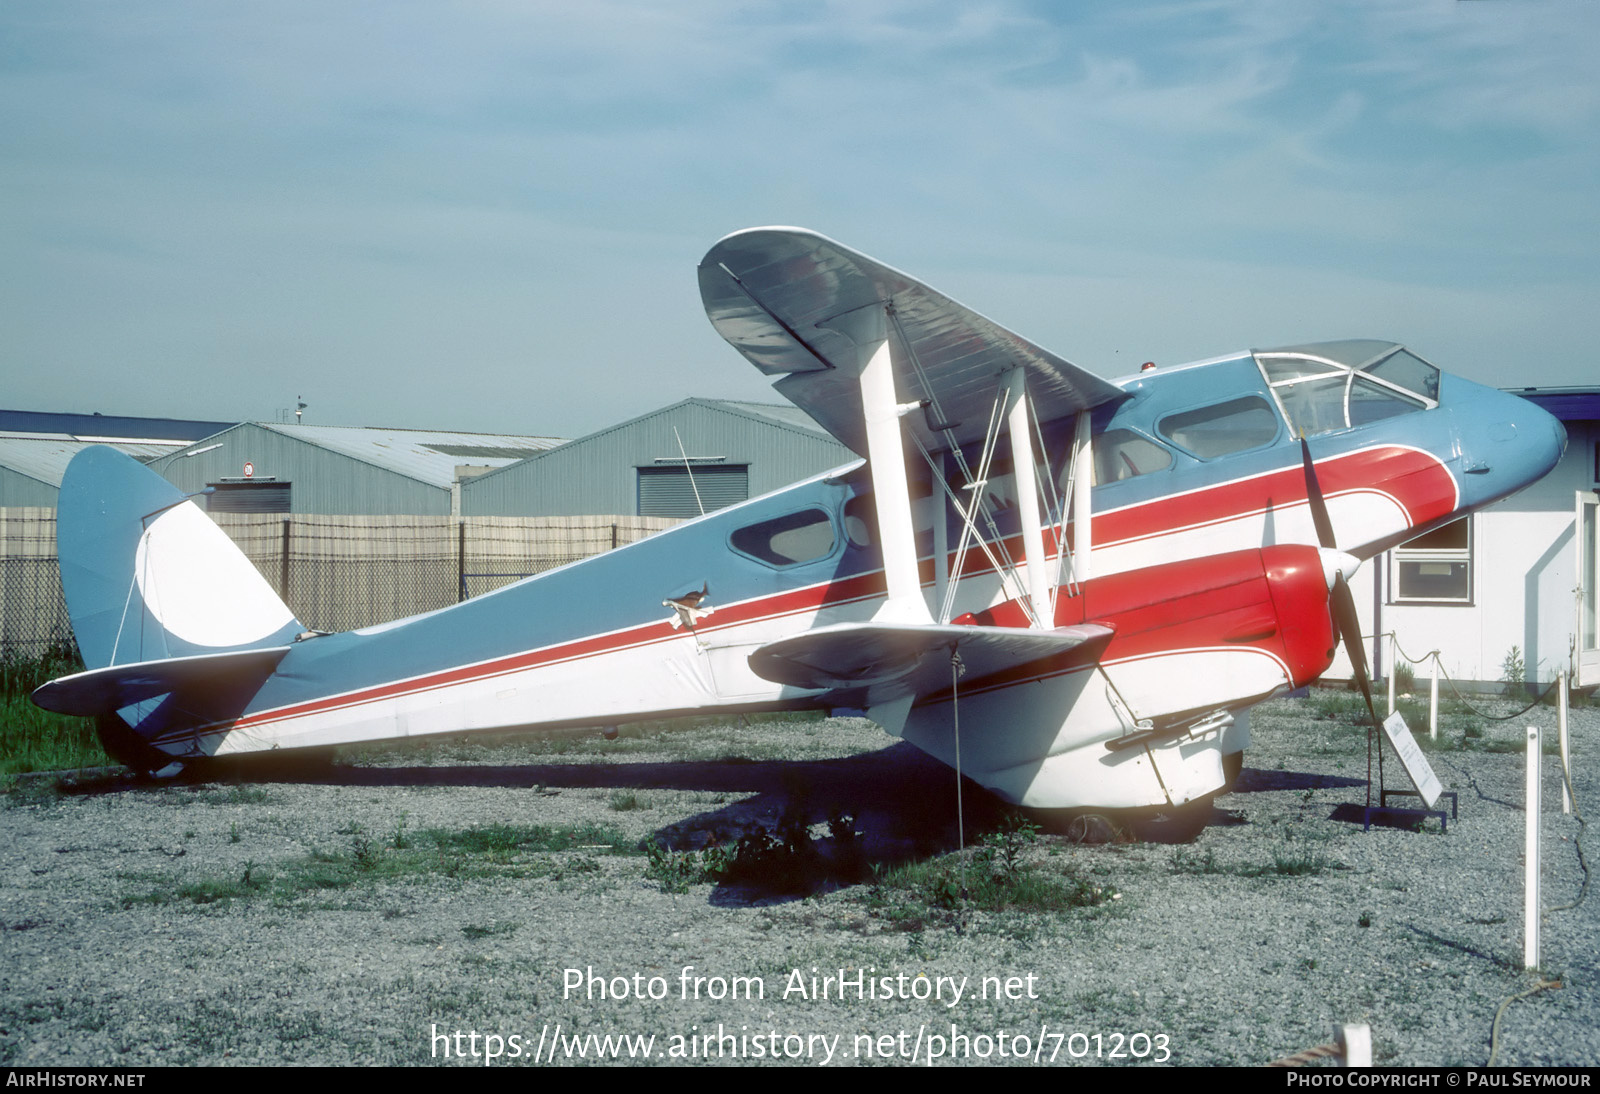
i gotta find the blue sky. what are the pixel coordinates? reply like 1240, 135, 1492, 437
4, 1, 1598, 437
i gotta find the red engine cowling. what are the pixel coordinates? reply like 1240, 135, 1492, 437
962, 545, 1339, 691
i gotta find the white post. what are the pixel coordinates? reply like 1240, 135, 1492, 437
1429, 653, 1439, 741
1337, 1023, 1372, 1068
1524, 723, 1542, 971
1559, 671, 1571, 815
1387, 633, 1397, 716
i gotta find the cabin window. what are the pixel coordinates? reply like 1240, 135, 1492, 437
1157, 397, 1279, 459
1390, 517, 1472, 604
1091, 429, 1174, 484
945, 460, 1017, 513
730, 508, 836, 566
843, 495, 876, 548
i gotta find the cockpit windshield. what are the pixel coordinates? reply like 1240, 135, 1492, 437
1254, 341, 1439, 439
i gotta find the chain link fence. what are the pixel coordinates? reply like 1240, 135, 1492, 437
0, 509, 677, 655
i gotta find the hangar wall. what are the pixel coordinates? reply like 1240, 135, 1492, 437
462, 399, 853, 518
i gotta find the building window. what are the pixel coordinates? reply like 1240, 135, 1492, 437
1390, 517, 1472, 604
207, 480, 291, 514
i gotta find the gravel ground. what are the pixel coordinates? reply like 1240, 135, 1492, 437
1, 694, 1595, 1068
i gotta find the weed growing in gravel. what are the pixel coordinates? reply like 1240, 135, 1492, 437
609, 790, 646, 811
1247, 848, 1343, 877
1170, 848, 1225, 875
460, 922, 518, 940
117, 822, 635, 908
1171, 844, 1343, 878
643, 842, 725, 893
423, 822, 634, 856
864, 827, 1114, 932
191, 785, 271, 806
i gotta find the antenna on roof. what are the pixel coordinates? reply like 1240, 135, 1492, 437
296, 397, 307, 425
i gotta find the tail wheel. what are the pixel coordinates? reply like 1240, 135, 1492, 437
93, 715, 171, 776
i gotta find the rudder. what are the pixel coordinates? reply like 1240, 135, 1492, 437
55, 445, 303, 670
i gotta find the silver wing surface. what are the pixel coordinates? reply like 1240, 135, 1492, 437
699, 226, 1127, 456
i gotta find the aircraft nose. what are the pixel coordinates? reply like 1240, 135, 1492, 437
1456, 389, 1565, 508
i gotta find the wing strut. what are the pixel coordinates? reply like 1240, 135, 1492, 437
1004, 368, 1052, 629
1071, 409, 1093, 584
825, 304, 932, 625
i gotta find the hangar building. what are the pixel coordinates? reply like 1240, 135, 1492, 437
0, 409, 234, 508
153, 422, 564, 516
460, 399, 854, 518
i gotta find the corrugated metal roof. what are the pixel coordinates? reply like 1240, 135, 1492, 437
249, 423, 565, 487
461, 399, 831, 486
0, 437, 180, 487
711, 400, 830, 436
0, 409, 234, 441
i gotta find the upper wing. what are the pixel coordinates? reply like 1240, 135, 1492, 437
699, 227, 1128, 456
748, 620, 1113, 708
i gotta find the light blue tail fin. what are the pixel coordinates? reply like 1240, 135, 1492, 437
55, 446, 304, 670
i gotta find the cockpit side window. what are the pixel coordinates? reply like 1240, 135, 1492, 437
1256, 343, 1437, 439
1158, 396, 1280, 459
1361, 349, 1440, 403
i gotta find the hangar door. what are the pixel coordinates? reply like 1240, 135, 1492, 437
1580, 491, 1599, 688
637, 464, 749, 518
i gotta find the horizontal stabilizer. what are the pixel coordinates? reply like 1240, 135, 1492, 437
749, 621, 1113, 708
700, 227, 1128, 456
31, 646, 290, 718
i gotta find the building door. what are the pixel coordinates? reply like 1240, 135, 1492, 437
1579, 491, 1600, 687
637, 464, 749, 518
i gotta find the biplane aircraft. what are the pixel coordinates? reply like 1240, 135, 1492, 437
34, 228, 1564, 829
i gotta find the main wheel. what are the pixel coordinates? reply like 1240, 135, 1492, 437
1122, 798, 1213, 843
1221, 750, 1245, 792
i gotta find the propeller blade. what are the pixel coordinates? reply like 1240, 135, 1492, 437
1301, 437, 1338, 552
1330, 571, 1381, 728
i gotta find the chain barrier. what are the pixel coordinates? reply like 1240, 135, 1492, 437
1382, 631, 1562, 722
